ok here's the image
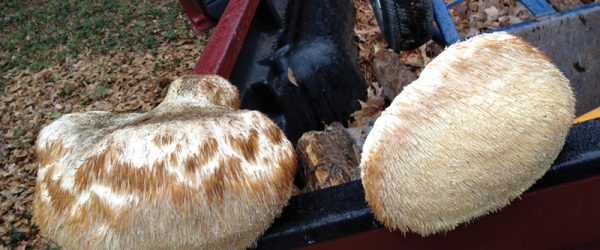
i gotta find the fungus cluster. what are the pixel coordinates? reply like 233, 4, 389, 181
360, 32, 575, 235
34, 75, 296, 249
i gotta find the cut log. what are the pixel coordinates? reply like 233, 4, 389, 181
372, 49, 418, 100
296, 122, 361, 192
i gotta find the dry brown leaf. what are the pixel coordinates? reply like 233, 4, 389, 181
401, 49, 425, 67
287, 67, 299, 87
450, 0, 533, 36
350, 83, 386, 128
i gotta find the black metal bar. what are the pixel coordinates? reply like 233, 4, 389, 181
256, 118, 600, 249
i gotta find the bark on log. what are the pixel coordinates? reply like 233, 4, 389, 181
296, 122, 361, 192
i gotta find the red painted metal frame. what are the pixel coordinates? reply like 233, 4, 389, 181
193, 0, 260, 78
303, 175, 600, 250
179, 0, 217, 33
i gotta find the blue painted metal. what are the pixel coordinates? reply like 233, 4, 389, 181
550, 0, 600, 16
446, 0, 464, 9
433, 0, 600, 45
491, 1, 600, 33
432, 0, 460, 45
520, 0, 556, 16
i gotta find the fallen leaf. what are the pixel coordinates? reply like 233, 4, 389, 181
449, 0, 533, 35
350, 84, 386, 128
401, 49, 425, 67
287, 67, 298, 87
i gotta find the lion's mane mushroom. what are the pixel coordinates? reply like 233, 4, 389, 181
33, 75, 297, 249
360, 32, 575, 236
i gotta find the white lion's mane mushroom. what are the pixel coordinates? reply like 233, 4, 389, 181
360, 32, 575, 236
33, 75, 297, 249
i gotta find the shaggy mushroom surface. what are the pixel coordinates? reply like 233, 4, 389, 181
33, 75, 297, 249
360, 32, 575, 236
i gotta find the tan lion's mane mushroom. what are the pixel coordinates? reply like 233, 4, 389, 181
33, 75, 297, 249
360, 32, 575, 236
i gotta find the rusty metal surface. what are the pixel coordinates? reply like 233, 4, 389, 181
507, 5, 600, 115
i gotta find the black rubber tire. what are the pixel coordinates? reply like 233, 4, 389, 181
376, 0, 433, 51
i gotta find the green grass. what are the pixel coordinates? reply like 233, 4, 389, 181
0, 0, 195, 74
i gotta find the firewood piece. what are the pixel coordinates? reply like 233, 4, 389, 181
296, 122, 361, 192
372, 49, 418, 100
